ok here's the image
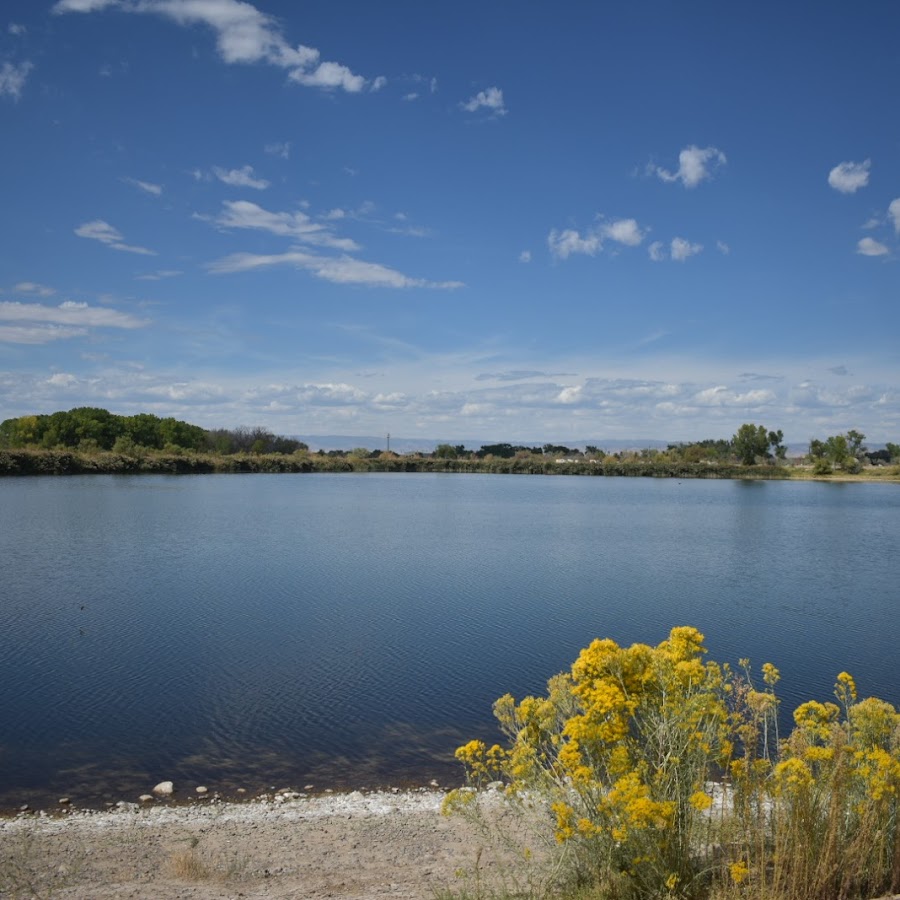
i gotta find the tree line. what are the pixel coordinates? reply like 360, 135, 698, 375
1, 410, 897, 473
0, 408, 307, 456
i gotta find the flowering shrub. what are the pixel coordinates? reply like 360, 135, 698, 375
445, 627, 900, 900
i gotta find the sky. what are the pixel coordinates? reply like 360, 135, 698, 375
1, 0, 898, 446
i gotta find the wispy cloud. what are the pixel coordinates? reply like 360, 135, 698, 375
461, 86, 506, 116
207, 249, 464, 290
264, 141, 290, 159
0, 299, 148, 343
0, 61, 33, 102
135, 269, 183, 281
74, 219, 156, 255
52, 0, 380, 93
213, 165, 269, 190
654, 145, 726, 188
8, 23, 26, 36
212, 200, 359, 251
14, 282, 56, 297
828, 159, 870, 194
519, 250, 531, 263
122, 176, 163, 196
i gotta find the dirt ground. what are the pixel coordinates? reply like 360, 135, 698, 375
0, 789, 536, 900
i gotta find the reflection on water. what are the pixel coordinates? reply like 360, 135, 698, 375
1, 473, 898, 807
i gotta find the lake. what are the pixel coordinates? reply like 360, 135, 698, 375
1, 473, 898, 808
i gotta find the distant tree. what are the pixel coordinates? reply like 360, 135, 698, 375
543, 443, 574, 456
434, 443, 458, 459
886, 442, 900, 462
476, 443, 516, 459
732, 424, 772, 465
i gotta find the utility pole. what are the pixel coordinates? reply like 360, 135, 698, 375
386, 432, 390, 453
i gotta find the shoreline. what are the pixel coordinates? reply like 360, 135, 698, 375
0, 787, 509, 899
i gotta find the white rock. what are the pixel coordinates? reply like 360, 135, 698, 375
138, 794, 154, 803
195, 786, 208, 795
152, 781, 174, 797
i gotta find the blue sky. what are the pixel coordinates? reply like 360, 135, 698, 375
1, 0, 898, 445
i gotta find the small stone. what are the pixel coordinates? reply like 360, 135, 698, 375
195, 786, 208, 795
429, 780, 439, 787
304, 784, 314, 791
58, 797, 71, 805
152, 781, 174, 797
236, 788, 246, 794
139, 795, 154, 803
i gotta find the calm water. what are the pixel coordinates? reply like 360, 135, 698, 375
1, 473, 898, 808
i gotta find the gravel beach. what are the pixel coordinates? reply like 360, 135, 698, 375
0, 789, 526, 900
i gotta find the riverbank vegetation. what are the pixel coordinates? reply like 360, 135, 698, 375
0, 408, 897, 481
445, 627, 900, 900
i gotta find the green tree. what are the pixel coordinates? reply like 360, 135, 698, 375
732, 423, 771, 465
886, 442, 900, 462
434, 443, 458, 459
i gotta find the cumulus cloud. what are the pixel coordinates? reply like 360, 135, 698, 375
212, 165, 269, 190
519, 250, 531, 263
649, 238, 703, 261
857, 237, 889, 256
548, 218, 645, 260
888, 198, 900, 233
74, 219, 156, 255
461, 86, 506, 116
655, 145, 726, 188
52, 0, 377, 93
0, 61, 34, 101
601, 218, 644, 246
828, 159, 870, 194
693, 386, 775, 407
370, 75, 387, 92
548, 228, 602, 260
212, 200, 359, 251
207, 249, 465, 290
671, 237, 703, 261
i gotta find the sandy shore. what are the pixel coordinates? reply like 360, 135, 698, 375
0, 789, 523, 899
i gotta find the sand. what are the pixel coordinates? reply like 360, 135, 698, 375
0, 789, 526, 899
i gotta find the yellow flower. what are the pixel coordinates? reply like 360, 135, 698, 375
729, 860, 750, 884
689, 790, 714, 811
762, 662, 780, 686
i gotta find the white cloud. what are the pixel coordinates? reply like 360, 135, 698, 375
213, 165, 269, 190
671, 237, 703, 261
648, 238, 703, 261
0, 300, 148, 343
716, 240, 730, 255
370, 75, 387, 92
123, 177, 163, 196
207, 249, 464, 290
828, 159, 870, 194
655, 145, 726, 188
53, 0, 374, 92
693, 386, 775, 407
0, 61, 33, 102
289, 60, 366, 92
74, 219, 156, 255
213, 200, 359, 251
461, 86, 506, 116
14, 282, 56, 297
135, 269, 182, 281
264, 141, 290, 159
601, 218, 644, 246
557, 385, 582, 404
888, 198, 900, 233
403, 92, 419, 102
547, 228, 602, 260
857, 237, 889, 257
519, 250, 531, 263
8, 23, 26, 35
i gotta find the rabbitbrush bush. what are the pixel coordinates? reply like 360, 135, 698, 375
444, 627, 900, 900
